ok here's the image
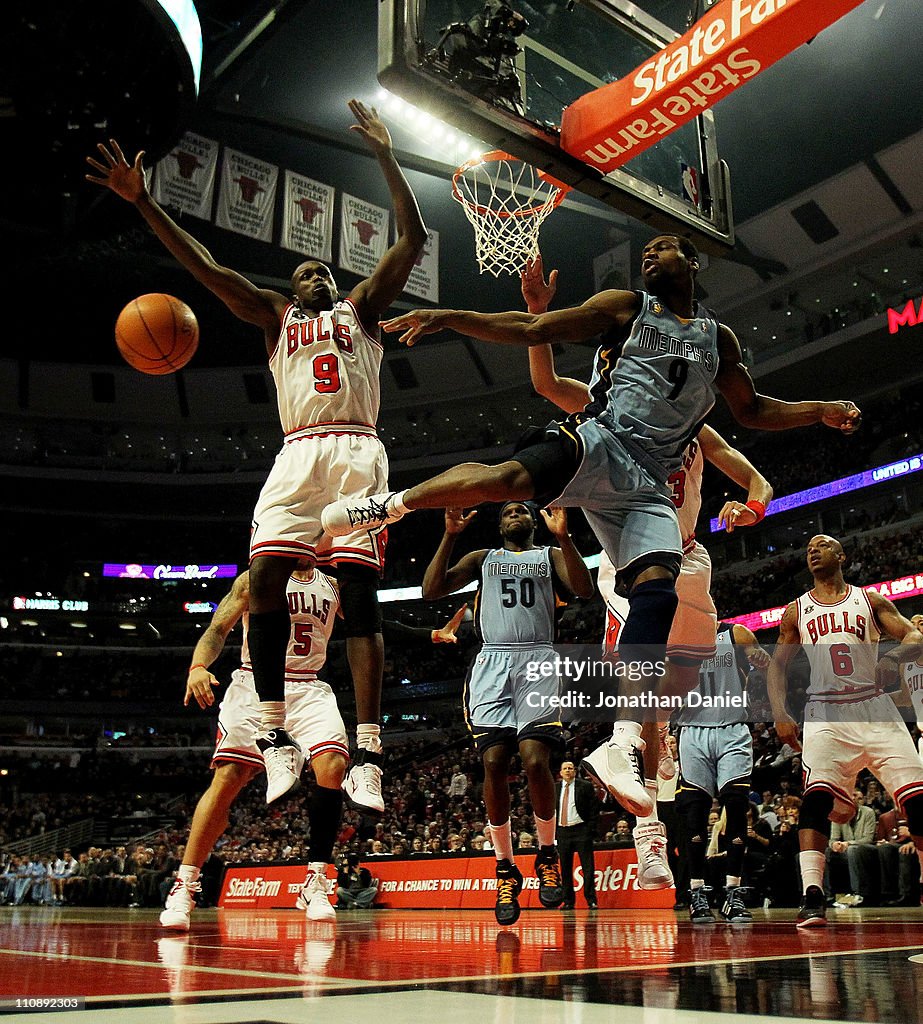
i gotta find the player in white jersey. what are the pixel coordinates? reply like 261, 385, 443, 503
768, 535, 923, 928
323, 234, 858, 820
520, 256, 772, 889
88, 103, 427, 812
905, 614, 923, 759
161, 569, 348, 930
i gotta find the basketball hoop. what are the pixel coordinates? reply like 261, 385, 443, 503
452, 150, 570, 277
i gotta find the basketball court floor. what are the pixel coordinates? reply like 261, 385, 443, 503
3, 906, 922, 1022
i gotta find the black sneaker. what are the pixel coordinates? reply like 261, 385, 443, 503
689, 886, 716, 925
721, 886, 752, 924
495, 859, 524, 926
534, 846, 564, 908
796, 885, 828, 928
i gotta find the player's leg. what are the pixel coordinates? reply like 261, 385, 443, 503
519, 737, 565, 909
482, 736, 524, 925
675, 727, 718, 924
161, 762, 258, 930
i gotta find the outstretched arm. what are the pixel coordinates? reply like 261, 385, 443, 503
699, 425, 774, 533
86, 141, 286, 349
715, 325, 861, 434
347, 101, 427, 330
521, 257, 589, 414
381, 289, 639, 349
185, 572, 250, 709
544, 508, 594, 599
767, 602, 802, 751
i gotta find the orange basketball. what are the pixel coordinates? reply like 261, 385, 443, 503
115, 293, 199, 375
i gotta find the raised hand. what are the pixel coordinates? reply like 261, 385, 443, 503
521, 254, 558, 314
85, 139, 147, 203
445, 508, 477, 535
348, 99, 392, 154
821, 400, 862, 434
433, 603, 469, 644
540, 506, 569, 538
380, 309, 446, 347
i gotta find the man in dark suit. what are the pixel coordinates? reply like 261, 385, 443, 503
555, 761, 601, 909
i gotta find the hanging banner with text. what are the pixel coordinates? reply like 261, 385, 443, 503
561, 0, 865, 174
152, 131, 219, 220
218, 848, 673, 911
281, 171, 335, 262
339, 193, 389, 277
404, 228, 440, 303
216, 148, 278, 242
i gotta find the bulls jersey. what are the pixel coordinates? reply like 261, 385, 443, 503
475, 547, 557, 645
270, 299, 382, 433
795, 586, 881, 702
585, 291, 719, 478
904, 659, 923, 729
675, 623, 748, 726
241, 570, 339, 677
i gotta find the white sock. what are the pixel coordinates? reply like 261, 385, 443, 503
799, 850, 826, 893
534, 814, 556, 848
726, 875, 741, 888
259, 702, 286, 732
611, 721, 642, 743
390, 489, 410, 514
691, 878, 705, 889
636, 780, 660, 825
178, 864, 200, 885
356, 724, 382, 753
490, 820, 514, 861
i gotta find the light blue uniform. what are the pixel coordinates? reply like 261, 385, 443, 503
677, 624, 753, 796
555, 291, 719, 581
465, 547, 563, 752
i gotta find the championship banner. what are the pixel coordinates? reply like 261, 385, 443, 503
561, 0, 865, 174
281, 171, 335, 262
218, 849, 673, 910
404, 228, 439, 303
152, 131, 218, 219
339, 193, 388, 277
593, 240, 632, 293
216, 148, 278, 242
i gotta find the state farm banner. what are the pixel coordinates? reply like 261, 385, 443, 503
339, 193, 388, 277
216, 148, 278, 242
404, 228, 439, 303
281, 171, 334, 262
219, 849, 673, 910
152, 132, 218, 219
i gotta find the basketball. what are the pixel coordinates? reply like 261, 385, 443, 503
115, 293, 199, 374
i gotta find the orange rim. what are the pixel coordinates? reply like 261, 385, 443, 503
452, 150, 570, 220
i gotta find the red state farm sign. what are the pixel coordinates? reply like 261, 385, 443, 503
219, 850, 673, 910
561, 0, 864, 174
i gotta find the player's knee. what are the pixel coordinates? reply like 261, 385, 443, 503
902, 792, 923, 838
482, 744, 510, 777
212, 762, 257, 798
337, 566, 382, 637
621, 577, 678, 648
676, 786, 711, 835
519, 746, 550, 779
312, 752, 348, 789
798, 789, 835, 836
486, 460, 532, 498
719, 784, 749, 840
248, 555, 295, 605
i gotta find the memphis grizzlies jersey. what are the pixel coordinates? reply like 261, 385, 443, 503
795, 586, 881, 702
475, 547, 556, 645
903, 659, 923, 730
675, 623, 748, 726
586, 291, 719, 478
270, 299, 383, 433
241, 570, 339, 677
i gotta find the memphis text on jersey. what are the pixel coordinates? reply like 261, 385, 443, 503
637, 323, 716, 371
486, 560, 550, 578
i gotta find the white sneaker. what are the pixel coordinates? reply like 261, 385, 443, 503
159, 878, 201, 931
321, 492, 404, 538
342, 751, 384, 816
257, 728, 305, 804
657, 726, 676, 781
296, 868, 336, 922
632, 822, 674, 890
581, 736, 653, 816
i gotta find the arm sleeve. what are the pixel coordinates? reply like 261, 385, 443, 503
381, 619, 437, 643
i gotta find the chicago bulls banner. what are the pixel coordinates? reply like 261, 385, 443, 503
218, 848, 673, 910
404, 228, 439, 303
339, 193, 388, 277
216, 148, 279, 242
152, 131, 218, 220
281, 170, 334, 262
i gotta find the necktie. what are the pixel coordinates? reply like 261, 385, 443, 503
561, 781, 571, 826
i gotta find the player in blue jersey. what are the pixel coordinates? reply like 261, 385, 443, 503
322, 234, 860, 816
422, 502, 593, 924
674, 622, 768, 925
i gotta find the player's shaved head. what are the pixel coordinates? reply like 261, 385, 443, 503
809, 534, 844, 555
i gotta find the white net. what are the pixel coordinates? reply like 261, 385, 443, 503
452, 151, 569, 278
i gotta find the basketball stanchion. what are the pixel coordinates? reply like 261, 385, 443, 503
451, 151, 570, 277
